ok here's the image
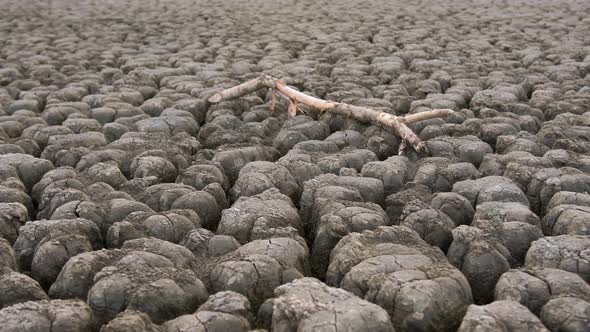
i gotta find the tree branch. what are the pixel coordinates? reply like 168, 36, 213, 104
208, 75, 453, 154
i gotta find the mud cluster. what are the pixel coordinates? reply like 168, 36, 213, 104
0, 0, 589, 331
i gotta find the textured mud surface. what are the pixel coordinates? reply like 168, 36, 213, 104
0, 0, 589, 331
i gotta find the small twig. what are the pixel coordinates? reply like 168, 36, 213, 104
269, 89, 276, 113
288, 99, 298, 117
398, 141, 408, 155
296, 104, 307, 116
208, 75, 453, 153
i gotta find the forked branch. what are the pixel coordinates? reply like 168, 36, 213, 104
209, 75, 454, 154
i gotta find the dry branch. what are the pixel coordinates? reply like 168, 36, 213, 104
209, 75, 454, 154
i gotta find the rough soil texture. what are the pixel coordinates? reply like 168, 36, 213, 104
0, 0, 589, 331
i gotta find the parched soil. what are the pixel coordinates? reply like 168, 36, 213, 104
0, 0, 589, 331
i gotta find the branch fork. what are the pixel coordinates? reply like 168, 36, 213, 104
209, 75, 453, 154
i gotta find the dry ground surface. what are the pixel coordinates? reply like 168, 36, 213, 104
0, 0, 589, 331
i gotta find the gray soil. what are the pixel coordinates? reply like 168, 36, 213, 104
0, 0, 589, 331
